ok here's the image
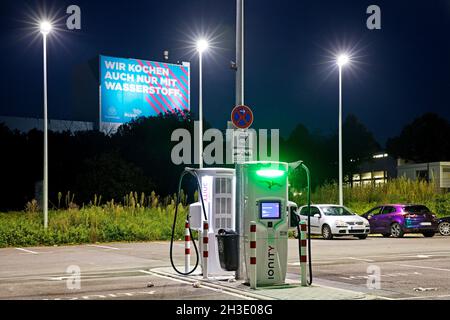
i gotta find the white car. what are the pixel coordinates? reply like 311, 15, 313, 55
298, 204, 370, 240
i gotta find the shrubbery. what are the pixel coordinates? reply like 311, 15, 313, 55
299, 177, 450, 216
0, 193, 188, 248
1, 178, 449, 248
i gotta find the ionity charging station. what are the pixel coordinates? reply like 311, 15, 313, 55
241, 162, 289, 287
169, 161, 313, 289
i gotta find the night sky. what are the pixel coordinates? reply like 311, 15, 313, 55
1, 0, 450, 145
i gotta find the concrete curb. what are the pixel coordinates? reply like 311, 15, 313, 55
147, 268, 273, 300
148, 267, 378, 300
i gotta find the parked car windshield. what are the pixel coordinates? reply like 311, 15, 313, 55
404, 205, 431, 213
321, 206, 355, 216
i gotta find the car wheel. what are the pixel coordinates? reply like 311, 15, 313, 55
390, 223, 404, 238
356, 234, 368, 240
438, 222, 450, 236
422, 231, 435, 238
381, 233, 391, 238
322, 225, 333, 240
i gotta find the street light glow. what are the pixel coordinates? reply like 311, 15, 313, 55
196, 39, 209, 53
40, 21, 52, 35
337, 54, 349, 67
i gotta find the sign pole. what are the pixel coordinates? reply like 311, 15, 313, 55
235, 0, 245, 281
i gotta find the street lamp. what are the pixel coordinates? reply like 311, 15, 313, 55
40, 20, 52, 228
196, 39, 209, 168
336, 54, 349, 206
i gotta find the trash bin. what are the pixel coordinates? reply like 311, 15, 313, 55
216, 229, 239, 271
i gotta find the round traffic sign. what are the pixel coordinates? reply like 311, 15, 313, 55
231, 105, 254, 129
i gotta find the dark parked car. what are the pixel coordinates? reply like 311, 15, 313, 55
438, 217, 450, 236
362, 204, 438, 238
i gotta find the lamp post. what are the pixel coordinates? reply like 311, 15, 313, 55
196, 39, 208, 168
336, 54, 349, 206
40, 21, 51, 229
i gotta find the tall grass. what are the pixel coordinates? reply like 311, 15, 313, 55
0, 192, 188, 248
2, 180, 449, 248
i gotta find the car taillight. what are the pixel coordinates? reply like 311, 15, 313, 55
404, 213, 417, 219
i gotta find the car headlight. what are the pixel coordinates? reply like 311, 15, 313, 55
335, 220, 348, 227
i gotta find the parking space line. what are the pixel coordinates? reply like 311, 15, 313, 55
297, 252, 450, 264
395, 264, 450, 272
88, 245, 120, 250
289, 256, 374, 265
346, 257, 375, 262
395, 294, 450, 300
15, 248, 38, 254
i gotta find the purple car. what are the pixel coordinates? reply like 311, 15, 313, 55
362, 204, 438, 238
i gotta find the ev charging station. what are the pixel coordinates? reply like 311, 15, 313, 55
241, 161, 289, 287
170, 160, 312, 289
188, 168, 236, 277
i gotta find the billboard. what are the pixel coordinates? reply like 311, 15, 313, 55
99, 55, 190, 132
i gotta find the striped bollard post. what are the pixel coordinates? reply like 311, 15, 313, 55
250, 221, 257, 289
184, 220, 190, 274
300, 220, 308, 286
202, 221, 209, 279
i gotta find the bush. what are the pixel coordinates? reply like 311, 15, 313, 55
0, 194, 187, 248
293, 178, 449, 217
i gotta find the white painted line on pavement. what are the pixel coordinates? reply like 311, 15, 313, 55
346, 257, 375, 262
88, 244, 120, 250
49, 276, 70, 281
396, 294, 450, 300
43, 291, 156, 300
395, 264, 450, 272
139, 270, 255, 300
289, 256, 374, 265
290, 252, 450, 264
15, 248, 38, 254
339, 271, 421, 281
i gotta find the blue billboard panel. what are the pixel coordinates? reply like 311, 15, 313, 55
99, 55, 190, 130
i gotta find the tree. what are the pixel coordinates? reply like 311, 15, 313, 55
386, 113, 450, 163
75, 152, 154, 203
341, 114, 381, 175
282, 123, 336, 191
284, 114, 381, 193
114, 112, 195, 197
0, 123, 32, 210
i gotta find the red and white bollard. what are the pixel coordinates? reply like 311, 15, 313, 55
250, 221, 257, 289
300, 220, 308, 286
202, 221, 209, 279
184, 220, 190, 274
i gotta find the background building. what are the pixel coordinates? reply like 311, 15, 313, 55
397, 161, 450, 192
350, 153, 397, 186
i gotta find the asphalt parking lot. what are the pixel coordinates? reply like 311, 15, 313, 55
288, 235, 450, 300
0, 235, 449, 300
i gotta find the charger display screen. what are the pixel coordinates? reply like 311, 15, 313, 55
260, 201, 281, 220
